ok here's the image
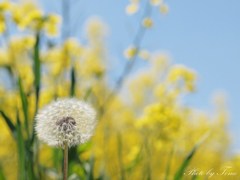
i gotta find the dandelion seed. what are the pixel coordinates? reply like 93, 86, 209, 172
35, 98, 97, 148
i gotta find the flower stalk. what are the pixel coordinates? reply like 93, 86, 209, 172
63, 142, 68, 180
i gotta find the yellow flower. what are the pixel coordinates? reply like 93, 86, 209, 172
142, 17, 153, 28
0, 1, 11, 34
150, 53, 170, 73
11, 2, 43, 30
63, 38, 82, 58
9, 36, 35, 53
160, 3, 169, 14
0, 1, 10, 10
150, 0, 163, 6
138, 49, 150, 60
44, 14, 61, 37
0, 14, 5, 33
85, 17, 107, 41
126, 146, 140, 163
11, 2, 60, 36
43, 48, 64, 76
16, 64, 34, 92
125, 2, 139, 15
43, 38, 82, 76
124, 45, 137, 59
154, 84, 166, 98
167, 65, 196, 92
22, 36, 36, 49
0, 49, 9, 66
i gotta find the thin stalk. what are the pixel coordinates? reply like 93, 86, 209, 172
70, 66, 76, 97
164, 146, 174, 180
99, 0, 152, 117
117, 133, 125, 180
62, 0, 70, 40
63, 142, 68, 180
31, 32, 41, 145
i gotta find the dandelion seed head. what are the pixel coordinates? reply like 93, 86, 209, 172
35, 98, 97, 148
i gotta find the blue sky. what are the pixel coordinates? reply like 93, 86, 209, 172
42, 0, 240, 152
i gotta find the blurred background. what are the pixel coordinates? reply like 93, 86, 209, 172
42, 0, 240, 152
0, 0, 239, 179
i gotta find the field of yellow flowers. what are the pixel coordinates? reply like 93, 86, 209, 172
0, 0, 239, 180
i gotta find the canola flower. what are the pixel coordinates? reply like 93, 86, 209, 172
0, 1, 11, 33
11, 2, 61, 36
142, 17, 153, 28
124, 45, 137, 59
159, 3, 169, 14
0, 0, 239, 179
126, 2, 139, 15
138, 49, 151, 60
150, 0, 163, 6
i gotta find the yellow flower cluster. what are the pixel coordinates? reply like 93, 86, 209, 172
126, 0, 169, 16
0, 1, 10, 33
0, 36, 35, 92
136, 103, 181, 140
89, 57, 237, 179
167, 65, 196, 92
142, 17, 153, 28
125, 0, 140, 15
0, 1, 61, 36
124, 45, 137, 59
42, 38, 82, 76
0, 1, 239, 180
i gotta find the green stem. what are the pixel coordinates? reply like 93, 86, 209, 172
63, 142, 68, 180
117, 133, 125, 180
70, 66, 76, 97
34, 32, 41, 113
164, 146, 174, 180
31, 32, 41, 146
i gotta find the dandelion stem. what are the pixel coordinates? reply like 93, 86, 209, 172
63, 142, 68, 180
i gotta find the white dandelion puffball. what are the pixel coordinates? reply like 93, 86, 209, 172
35, 98, 97, 148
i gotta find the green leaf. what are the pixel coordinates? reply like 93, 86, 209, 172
0, 110, 16, 138
191, 175, 198, 180
16, 112, 26, 180
0, 165, 6, 180
78, 141, 92, 154
96, 170, 109, 180
33, 32, 41, 109
84, 88, 92, 101
70, 66, 76, 97
86, 156, 95, 180
174, 133, 210, 180
125, 149, 142, 173
31, 32, 41, 145
18, 77, 29, 138
52, 148, 63, 171
117, 133, 125, 180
